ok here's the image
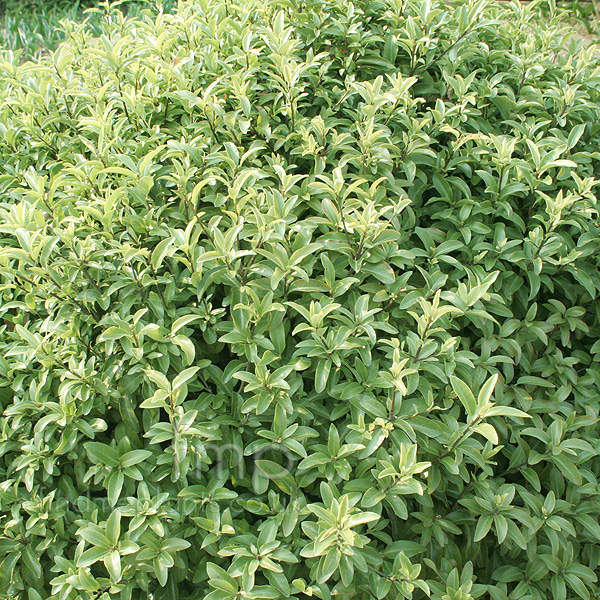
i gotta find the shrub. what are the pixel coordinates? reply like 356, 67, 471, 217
1, 0, 600, 598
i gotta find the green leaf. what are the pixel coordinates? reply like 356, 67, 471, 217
77, 546, 109, 568
172, 366, 200, 391
106, 510, 121, 546
552, 454, 582, 485
474, 514, 493, 542
314, 359, 331, 393
145, 369, 172, 391
494, 514, 508, 544
565, 574, 590, 600
84, 442, 120, 468
107, 470, 125, 506
451, 376, 477, 418
478, 373, 498, 407
551, 575, 567, 600
363, 262, 395, 284
120, 449, 152, 468
255, 460, 296, 494
486, 406, 531, 419
473, 423, 498, 444
318, 549, 340, 583
151, 237, 174, 270
104, 550, 122, 582
345, 512, 380, 528
171, 314, 204, 335
78, 526, 110, 549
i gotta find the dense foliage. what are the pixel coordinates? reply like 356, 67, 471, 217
0, 0, 177, 60
1, 0, 600, 598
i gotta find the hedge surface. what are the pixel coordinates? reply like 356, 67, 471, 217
0, 0, 600, 599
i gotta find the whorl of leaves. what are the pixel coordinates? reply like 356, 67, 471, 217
0, 1, 600, 599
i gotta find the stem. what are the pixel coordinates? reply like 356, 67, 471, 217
115, 70, 134, 126
419, 29, 470, 75
388, 389, 397, 421
532, 227, 553, 260
368, 565, 398, 583
15, 273, 101, 322
430, 414, 484, 466
70, 244, 104, 297
148, 261, 169, 307
382, 481, 395, 493
383, 98, 400, 126
448, 468, 480, 513
81, 266, 104, 296
381, 297, 396, 312
334, 194, 353, 253
496, 165, 505, 200
499, 450, 550, 478
354, 229, 368, 262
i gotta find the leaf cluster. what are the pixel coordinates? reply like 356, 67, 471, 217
0, 0, 600, 599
